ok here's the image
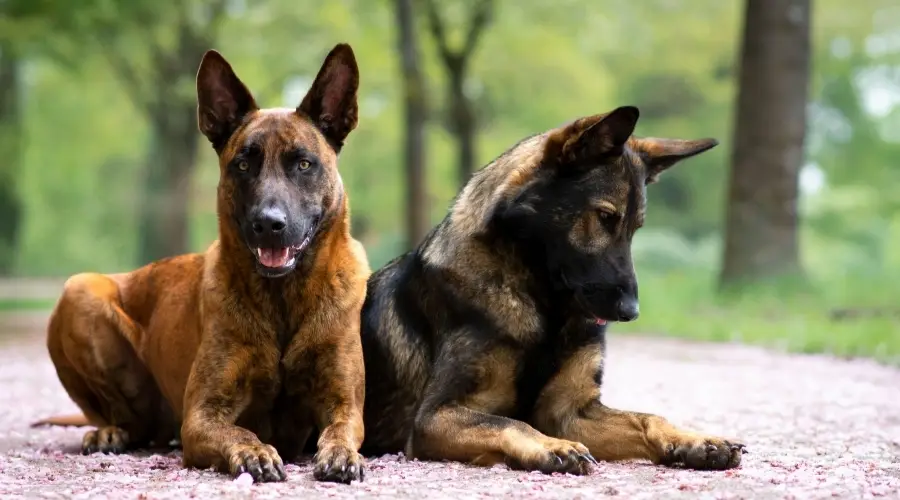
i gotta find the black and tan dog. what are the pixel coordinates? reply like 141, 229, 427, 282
359, 106, 745, 473
32, 44, 369, 484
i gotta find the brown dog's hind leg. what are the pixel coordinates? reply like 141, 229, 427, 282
46, 273, 175, 455
533, 344, 744, 470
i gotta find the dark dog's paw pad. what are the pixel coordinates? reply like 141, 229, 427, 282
228, 444, 287, 483
670, 438, 744, 470
313, 445, 365, 484
81, 426, 129, 455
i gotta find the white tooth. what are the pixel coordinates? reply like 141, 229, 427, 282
256, 248, 264, 258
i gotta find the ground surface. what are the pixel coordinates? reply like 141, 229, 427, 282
1, 311, 899, 499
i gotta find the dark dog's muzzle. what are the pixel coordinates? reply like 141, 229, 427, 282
615, 296, 640, 322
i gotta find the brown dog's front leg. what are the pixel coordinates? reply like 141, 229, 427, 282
180, 342, 286, 483
304, 337, 366, 484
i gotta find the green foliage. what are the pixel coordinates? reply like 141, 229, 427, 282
1, 0, 898, 360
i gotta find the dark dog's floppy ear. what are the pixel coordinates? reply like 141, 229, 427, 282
196, 50, 258, 152
297, 43, 360, 152
547, 106, 640, 166
632, 137, 719, 184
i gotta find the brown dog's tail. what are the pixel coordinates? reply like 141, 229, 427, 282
30, 413, 90, 428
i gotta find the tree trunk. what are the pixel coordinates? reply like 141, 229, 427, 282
0, 42, 23, 275
719, 0, 811, 288
136, 99, 200, 265
449, 67, 476, 188
394, 0, 429, 250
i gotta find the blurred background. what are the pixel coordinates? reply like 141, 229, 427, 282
0, 0, 897, 362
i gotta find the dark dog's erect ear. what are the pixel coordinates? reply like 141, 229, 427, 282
632, 137, 719, 184
196, 50, 258, 152
547, 106, 640, 166
297, 43, 360, 152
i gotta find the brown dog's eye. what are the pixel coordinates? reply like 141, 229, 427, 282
299, 160, 311, 170
237, 160, 250, 172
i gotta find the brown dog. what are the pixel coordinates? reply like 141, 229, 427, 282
33, 43, 369, 484
359, 106, 745, 473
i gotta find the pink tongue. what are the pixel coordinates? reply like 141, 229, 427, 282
257, 247, 290, 268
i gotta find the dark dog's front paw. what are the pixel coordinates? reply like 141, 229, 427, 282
228, 443, 287, 483
664, 436, 745, 470
313, 445, 365, 484
510, 437, 597, 476
82, 426, 129, 455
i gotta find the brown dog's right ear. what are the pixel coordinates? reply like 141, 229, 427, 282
196, 50, 258, 152
546, 106, 640, 167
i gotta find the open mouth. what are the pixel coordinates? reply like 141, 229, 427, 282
253, 226, 316, 273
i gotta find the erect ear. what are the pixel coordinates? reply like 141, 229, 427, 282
297, 43, 360, 152
546, 106, 640, 167
196, 50, 258, 152
631, 137, 719, 184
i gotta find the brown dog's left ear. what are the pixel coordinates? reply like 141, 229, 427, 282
297, 43, 360, 152
632, 137, 719, 184
546, 106, 640, 166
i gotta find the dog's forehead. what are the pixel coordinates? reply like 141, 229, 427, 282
230, 108, 335, 163
586, 151, 647, 215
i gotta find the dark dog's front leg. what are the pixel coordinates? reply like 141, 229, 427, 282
566, 403, 744, 470
409, 350, 597, 477
411, 403, 595, 474
181, 339, 286, 483
533, 343, 745, 470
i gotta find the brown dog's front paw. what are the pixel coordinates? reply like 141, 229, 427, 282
663, 436, 745, 470
82, 426, 129, 455
227, 443, 287, 483
510, 437, 597, 475
313, 445, 365, 484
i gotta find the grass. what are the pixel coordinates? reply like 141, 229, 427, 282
614, 270, 900, 365
0, 298, 56, 312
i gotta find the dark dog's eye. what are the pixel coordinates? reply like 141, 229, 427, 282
299, 160, 311, 170
237, 160, 250, 172
597, 209, 618, 222
597, 208, 620, 232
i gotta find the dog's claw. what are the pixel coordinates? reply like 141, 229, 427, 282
584, 453, 599, 465
229, 444, 286, 483
706, 444, 717, 453
313, 445, 364, 484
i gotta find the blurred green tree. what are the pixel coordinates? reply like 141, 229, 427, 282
394, 0, 430, 249
720, 0, 812, 288
424, 0, 494, 188
0, 38, 23, 274
17, 0, 229, 265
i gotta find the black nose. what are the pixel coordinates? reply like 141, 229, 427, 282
251, 207, 287, 236
616, 297, 640, 322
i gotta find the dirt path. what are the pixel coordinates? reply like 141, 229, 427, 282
1, 316, 898, 499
